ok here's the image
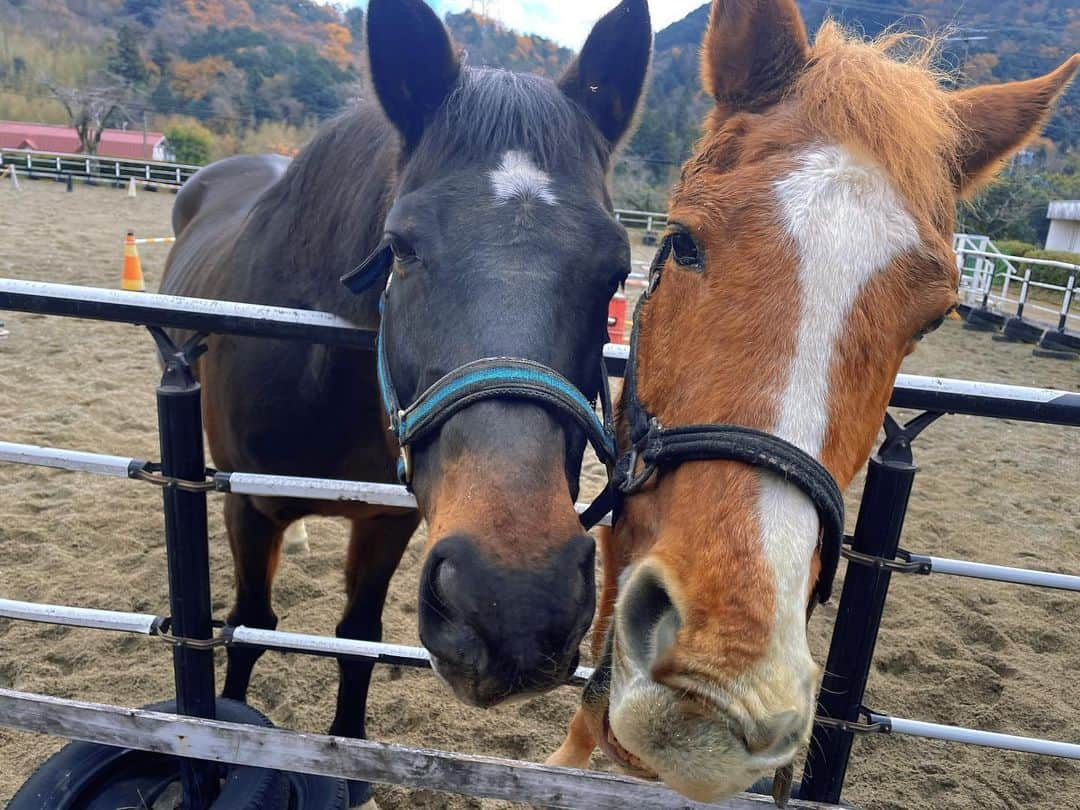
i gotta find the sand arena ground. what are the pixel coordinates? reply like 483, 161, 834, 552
0, 180, 1078, 809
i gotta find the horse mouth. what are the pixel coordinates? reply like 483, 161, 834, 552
598, 706, 658, 780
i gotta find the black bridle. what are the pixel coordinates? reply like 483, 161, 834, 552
342, 240, 617, 490
581, 235, 844, 603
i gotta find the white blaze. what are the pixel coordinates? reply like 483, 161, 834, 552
489, 150, 557, 206
764, 144, 920, 610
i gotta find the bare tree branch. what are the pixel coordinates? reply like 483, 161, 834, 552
40, 71, 136, 156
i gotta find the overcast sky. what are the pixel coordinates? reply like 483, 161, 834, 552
356, 1, 706, 48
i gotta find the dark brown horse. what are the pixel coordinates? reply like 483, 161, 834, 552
162, 0, 650, 804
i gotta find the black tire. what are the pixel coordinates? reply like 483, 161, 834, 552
288, 772, 350, 809
9, 697, 289, 810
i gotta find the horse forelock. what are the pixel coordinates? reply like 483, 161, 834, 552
408, 68, 610, 178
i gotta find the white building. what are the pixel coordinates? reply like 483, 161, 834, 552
1046, 201, 1080, 252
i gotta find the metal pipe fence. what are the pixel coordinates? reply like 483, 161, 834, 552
2, 278, 1079, 807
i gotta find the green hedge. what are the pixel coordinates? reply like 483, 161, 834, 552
989, 242, 1079, 289
993, 240, 1038, 259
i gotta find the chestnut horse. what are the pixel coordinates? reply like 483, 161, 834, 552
550, 0, 1078, 801
162, 0, 650, 803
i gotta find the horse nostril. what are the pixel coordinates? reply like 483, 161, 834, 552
621, 569, 682, 670
432, 558, 461, 610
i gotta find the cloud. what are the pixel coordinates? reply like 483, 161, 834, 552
356, 1, 706, 48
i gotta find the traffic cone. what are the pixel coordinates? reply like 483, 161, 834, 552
127, 177, 137, 198
121, 232, 145, 292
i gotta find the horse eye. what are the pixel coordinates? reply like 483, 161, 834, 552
389, 235, 418, 264
915, 310, 951, 341
670, 232, 702, 269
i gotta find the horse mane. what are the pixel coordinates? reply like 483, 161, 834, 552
791, 21, 962, 223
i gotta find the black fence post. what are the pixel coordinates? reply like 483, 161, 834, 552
152, 327, 219, 808
799, 413, 938, 804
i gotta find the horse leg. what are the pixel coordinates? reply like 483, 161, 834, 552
282, 519, 310, 555
221, 493, 287, 702
331, 511, 418, 808
548, 706, 599, 769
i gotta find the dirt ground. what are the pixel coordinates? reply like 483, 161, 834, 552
1, 181, 1078, 809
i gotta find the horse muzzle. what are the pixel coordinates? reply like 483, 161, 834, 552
418, 533, 596, 707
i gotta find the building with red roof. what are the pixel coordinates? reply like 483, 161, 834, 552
0, 121, 171, 161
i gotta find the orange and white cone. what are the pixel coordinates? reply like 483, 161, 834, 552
121, 232, 145, 292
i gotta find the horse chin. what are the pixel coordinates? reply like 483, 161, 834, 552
429, 655, 490, 708
429, 654, 552, 709
603, 646, 783, 803
597, 706, 659, 780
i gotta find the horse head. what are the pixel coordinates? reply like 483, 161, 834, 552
591, 0, 1078, 798
363, 0, 651, 707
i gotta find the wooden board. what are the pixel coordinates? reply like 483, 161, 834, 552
0, 688, 846, 809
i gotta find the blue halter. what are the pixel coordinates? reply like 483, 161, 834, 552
342, 241, 616, 508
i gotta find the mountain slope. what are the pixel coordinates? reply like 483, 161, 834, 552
0, 0, 1074, 166
633, 0, 1080, 175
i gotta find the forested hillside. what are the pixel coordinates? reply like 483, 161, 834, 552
0, 1, 569, 158
633, 0, 1080, 178
1, 0, 1076, 242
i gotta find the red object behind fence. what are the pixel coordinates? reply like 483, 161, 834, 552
608, 294, 628, 344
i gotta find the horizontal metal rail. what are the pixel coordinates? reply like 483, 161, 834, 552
957, 248, 1080, 273
0, 689, 832, 809
907, 554, 1080, 592
0, 279, 374, 349
3, 279, 1080, 424
0, 598, 160, 635
218, 471, 417, 509
0, 442, 614, 527
0, 597, 590, 684
888, 374, 1080, 426
228, 626, 595, 685
0, 441, 143, 478
868, 714, 1080, 760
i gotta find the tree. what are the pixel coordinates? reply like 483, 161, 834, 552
44, 74, 133, 155
107, 24, 150, 87
165, 121, 214, 165
150, 37, 172, 76
123, 0, 164, 28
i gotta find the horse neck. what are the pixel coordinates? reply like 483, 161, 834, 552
244, 106, 399, 328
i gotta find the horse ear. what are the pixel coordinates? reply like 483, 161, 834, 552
950, 55, 1080, 197
701, 0, 809, 116
559, 0, 652, 147
367, 0, 461, 149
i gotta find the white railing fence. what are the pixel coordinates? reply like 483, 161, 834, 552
0, 148, 201, 187
954, 234, 1079, 336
